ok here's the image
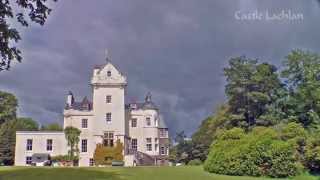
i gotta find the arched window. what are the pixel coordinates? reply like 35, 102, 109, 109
107, 71, 111, 77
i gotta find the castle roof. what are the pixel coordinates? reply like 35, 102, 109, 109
158, 116, 167, 129
127, 93, 158, 110
65, 96, 92, 111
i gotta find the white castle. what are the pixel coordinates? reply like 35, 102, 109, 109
14, 55, 169, 166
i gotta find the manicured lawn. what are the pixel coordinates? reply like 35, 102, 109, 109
0, 166, 317, 180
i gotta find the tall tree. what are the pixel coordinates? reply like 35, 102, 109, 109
224, 56, 282, 128
64, 126, 81, 160
0, 91, 18, 125
0, 0, 57, 71
281, 50, 320, 128
0, 117, 38, 165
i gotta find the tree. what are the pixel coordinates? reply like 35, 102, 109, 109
224, 57, 282, 129
0, 91, 18, 125
0, 117, 38, 165
0, 0, 57, 71
41, 123, 63, 131
64, 126, 81, 161
191, 104, 230, 161
16, 117, 39, 130
174, 131, 186, 144
171, 131, 193, 164
281, 50, 320, 128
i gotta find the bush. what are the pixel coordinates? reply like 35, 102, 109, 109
204, 127, 302, 178
93, 139, 124, 166
188, 159, 202, 166
305, 132, 320, 173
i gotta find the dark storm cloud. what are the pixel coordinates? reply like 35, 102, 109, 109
0, 0, 320, 136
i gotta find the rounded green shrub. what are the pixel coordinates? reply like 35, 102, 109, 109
204, 127, 302, 178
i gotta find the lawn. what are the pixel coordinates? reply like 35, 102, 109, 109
0, 166, 317, 180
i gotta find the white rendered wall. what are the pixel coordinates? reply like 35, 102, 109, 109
129, 109, 160, 156
15, 132, 67, 166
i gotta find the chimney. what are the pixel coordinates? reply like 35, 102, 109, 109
66, 91, 74, 107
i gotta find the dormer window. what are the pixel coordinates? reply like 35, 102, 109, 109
130, 103, 137, 109
107, 71, 111, 77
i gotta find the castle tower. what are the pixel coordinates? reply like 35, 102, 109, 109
90, 52, 127, 145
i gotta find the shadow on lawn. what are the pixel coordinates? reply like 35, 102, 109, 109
0, 168, 122, 180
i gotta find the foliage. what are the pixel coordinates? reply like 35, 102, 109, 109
281, 50, 320, 128
0, 0, 57, 71
41, 123, 63, 131
304, 129, 320, 173
174, 131, 186, 144
93, 140, 124, 166
187, 159, 202, 166
64, 126, 81, 161
204, 126, 302, 178
168, 145, 177, 163
224, 57, 282, 129
170, 131, 194, 164
16, 117, 39, 130
0, 91, 18, 125
0, 117, 38, 165
191, 104, 230, 161
188, 50, 320, 177
51, 155, 78, 162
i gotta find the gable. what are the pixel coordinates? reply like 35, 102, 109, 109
91, 62, 127, 85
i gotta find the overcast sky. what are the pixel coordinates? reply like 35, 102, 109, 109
0, 0, 320, 136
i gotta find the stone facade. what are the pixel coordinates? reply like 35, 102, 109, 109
14, 60, 169, 167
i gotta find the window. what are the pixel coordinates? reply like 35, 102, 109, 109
81, 139, 87, 152
106, 113, 112, 123
26, 139, 32, 151
159, 129, 167, 137
106, 95, 112, 103
26, 156, 32, 165
155, 144, 158, 151
47, 139, 53, 151
103, 132, 114, 147
132, 139, 137, 151
146, 138, 152, 151
89, 158, 94, 166
131, 118, 137, 127
81, 119, 88, 128
160, 146, 166, 155
146, 117, 151, 126
107, 71, 111, 77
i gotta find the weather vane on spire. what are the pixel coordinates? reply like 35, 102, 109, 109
105, 48, 111, 62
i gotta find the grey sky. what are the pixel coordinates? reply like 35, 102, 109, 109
0, 0, 319, 136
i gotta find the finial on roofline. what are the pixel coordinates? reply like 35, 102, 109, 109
145, 92, 152, 103
105, 48, 111, 62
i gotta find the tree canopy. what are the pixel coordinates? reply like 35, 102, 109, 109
185, 50, 320, 177
64, 126, 81, 160
0, 91, 18, 124
0, 117, 38, 165
41, 123, 63, 131
0, 0, 57, 71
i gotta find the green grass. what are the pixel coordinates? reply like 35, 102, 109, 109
0, 166, 318, 180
